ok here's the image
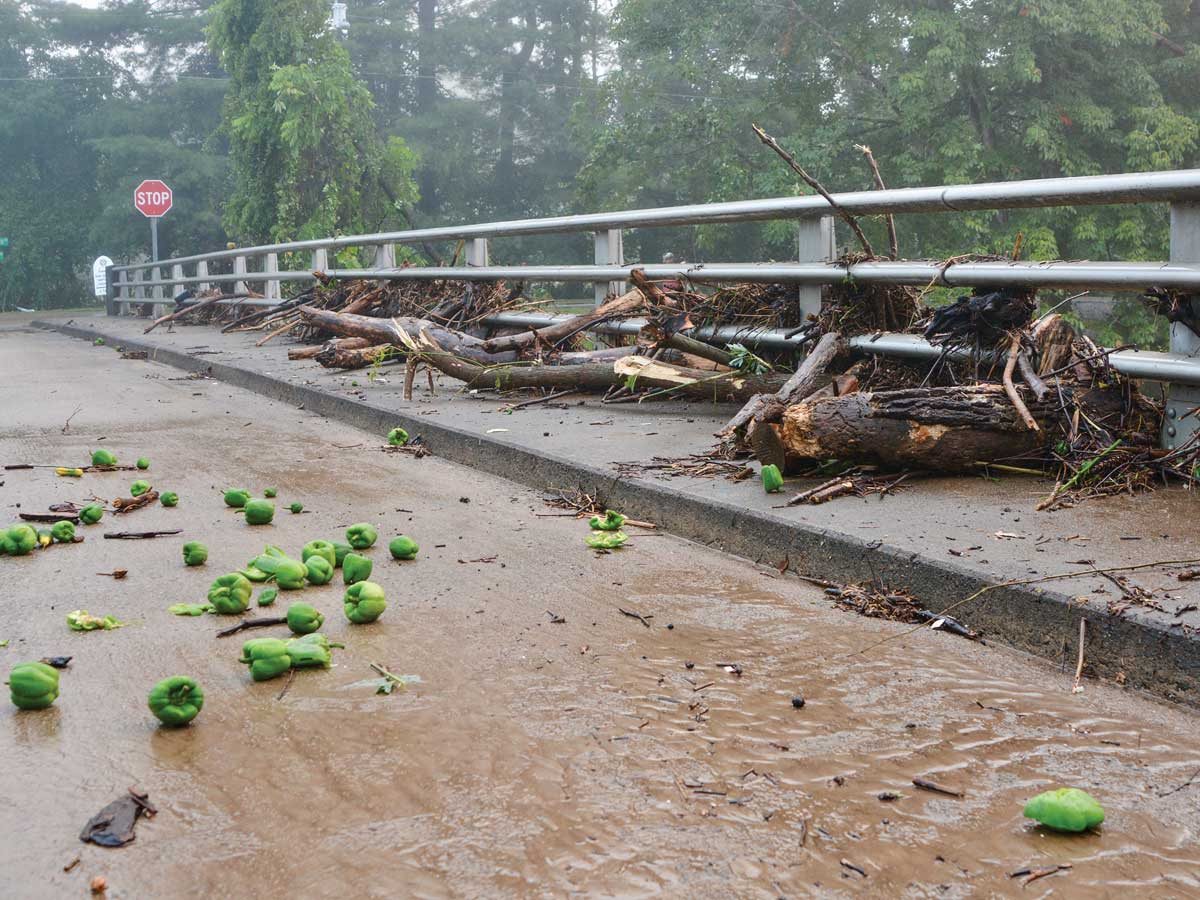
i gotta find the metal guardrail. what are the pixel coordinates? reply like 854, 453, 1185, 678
107, 168, 1200, 448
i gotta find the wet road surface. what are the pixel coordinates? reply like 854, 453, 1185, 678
2, 326, 1199, 899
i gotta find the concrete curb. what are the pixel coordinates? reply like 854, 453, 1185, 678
36, 318, 1200, 706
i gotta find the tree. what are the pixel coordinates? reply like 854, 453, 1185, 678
578, 0, 1200, 268
207, 0, 418, 244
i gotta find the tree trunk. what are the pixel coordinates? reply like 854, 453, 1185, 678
756, 384, 1054, 473
720, 331, 841, 437
314, 344, 395, 370
297, 306, 515, 364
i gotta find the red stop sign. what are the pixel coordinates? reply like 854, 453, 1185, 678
134, 179, 173, 218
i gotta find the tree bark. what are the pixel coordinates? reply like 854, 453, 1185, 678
756, 384, 1054, 473
719, 331, 841, 437
314, 344, 396, 370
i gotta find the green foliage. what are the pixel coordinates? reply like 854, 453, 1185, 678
207, 0, 417, 243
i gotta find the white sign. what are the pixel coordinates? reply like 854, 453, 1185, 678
92, 256, 114, 297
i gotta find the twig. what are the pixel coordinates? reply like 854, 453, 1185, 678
1158, 765, 1200, 797
848, 555, 1200, 658
215, 616, 287, 638
1071, 618, 1087, 693
103, 529, 182, 539
856, 144, 898, 258
1003, 332, 1039, 432
499, 389, 575, 412
19, 512, 80, 524
912, 776, 963, 798
1010, 864, 1072, 886
618, 607, 653, 628
61, 406, 83, 434
276, 667, 297, 701
753, 124, 874, 256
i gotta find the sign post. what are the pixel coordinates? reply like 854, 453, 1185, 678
133, 179, 173, 265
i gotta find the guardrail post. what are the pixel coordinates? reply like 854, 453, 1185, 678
171, 264, 184, 302
372, 243, 395, 270
105, 265, 118, 317
233, 255, 247, 295
196, 260, 209, 293
312, 248, 329, 273
466, 238, 489, 267
115, 270, 129, 315
264, 253, 281, 301
593, 229, 624, 306
797, 215, 835, 320
151, 265, 163, 301
133, 269, 144, 303
1163, 201, 1200, 449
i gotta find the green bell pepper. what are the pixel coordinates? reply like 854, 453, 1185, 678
345, 523, 378, 550
344, 581, 387, 624
586, 530, 628, 550
67, 609, 127, 631
130, 480, 151, 497
1023, 788, 1105, 832
387, 427, 409, 446
207, 573, 252, 614
263, 487, 277, 498
302, 540, 337, 568
274, 558, 308, 590
5, 525, 38, 556
388, 536, 419, 560
289, 502, 304, 514
94, 337, 105, 346
239, 638, 291, 682
305, 555, 334, 585
332, 542, 353, 567
50, 521, 76, 543
90, 448, 118, 467
589, 510, 626, 531
287, 603, 324, 635
9, 661, 60, 710
288, 632, 343, 651
761, 464, 784, 493
223, 488, 250, 508
342, 553, 373, 585
147, 676, 204, 726
243, 499, 275, 525
182, 541, 208, 566
257, 587, 278, 607
285, 635, 333, 668
79, 504, 104, 525
136, 457, 150, 470
160, 492, 179, 507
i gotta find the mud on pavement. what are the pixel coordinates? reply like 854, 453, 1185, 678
2, 325, 1200, 898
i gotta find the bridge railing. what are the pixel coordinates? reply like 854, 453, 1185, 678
106, 169, 1200, 448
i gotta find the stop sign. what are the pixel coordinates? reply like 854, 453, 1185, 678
134, 179, 173, 218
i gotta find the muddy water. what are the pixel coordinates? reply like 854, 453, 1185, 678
2, 327, 1199, 899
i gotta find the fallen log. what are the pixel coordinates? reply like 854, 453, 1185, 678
719, 332, 842, 437
755, 384, 1055, 473
478, 286, 647, 355
288, 337, 373, 360
297, 307, 512, 365
314, 343, 396, 370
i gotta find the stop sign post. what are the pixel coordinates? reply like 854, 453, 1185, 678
134, 179, 172, 263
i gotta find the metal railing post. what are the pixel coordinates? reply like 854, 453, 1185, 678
372, 243, 395, 269
1164, 201, 1200, 449
196, 260, 209, 293
105, 265, 118, 317
133, 269, 144, 303
171, 264, 184, 301
593, 230, 625, 306
233, 255, 247, 295
151, 266, 163, 303
116, 270, 129, 314
466, 238, 489, 267
264, 253, 281, 301
797, 215, 835, 320
312, 248, 329, 273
